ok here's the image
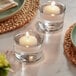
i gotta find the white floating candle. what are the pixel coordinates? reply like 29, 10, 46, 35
43, 1, 60, 15
19, 32, 37, 47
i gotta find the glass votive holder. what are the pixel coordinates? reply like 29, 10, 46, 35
36, 1, 66, 33
13, 30, 44, 64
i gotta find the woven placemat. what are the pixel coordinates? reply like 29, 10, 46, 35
64, 23, 76, 65
0, 0, 39, 34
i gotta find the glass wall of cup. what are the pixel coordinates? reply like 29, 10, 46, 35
36, 1, 66, 33
13, 30, 44, 64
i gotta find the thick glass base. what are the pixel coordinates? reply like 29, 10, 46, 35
36, 21, 63, 34
15, 51, 43, 64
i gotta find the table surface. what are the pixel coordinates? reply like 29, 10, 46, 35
0, 0, 76, 76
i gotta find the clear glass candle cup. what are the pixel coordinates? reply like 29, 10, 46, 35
36, 1, 66, 33
13, 30, 44, 64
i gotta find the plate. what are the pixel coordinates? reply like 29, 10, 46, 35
71, 25, 76, 47
64, 25, 76, 65
0, 0, 39, 34
0, 0, 25, 21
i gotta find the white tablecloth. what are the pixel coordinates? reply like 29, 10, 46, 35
0, 0, 76, 76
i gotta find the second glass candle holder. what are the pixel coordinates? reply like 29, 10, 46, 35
14, 30, 44, 64
36, 1, 66, 33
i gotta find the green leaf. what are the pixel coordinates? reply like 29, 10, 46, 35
0, 68, 8, 76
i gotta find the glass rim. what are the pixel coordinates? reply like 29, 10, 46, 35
39, 1, 66, 14
13, 31, 44, 49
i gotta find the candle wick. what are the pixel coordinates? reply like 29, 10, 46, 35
26, 32, 30, 36
51, 1, 56, 6
26, 32, 30, 39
